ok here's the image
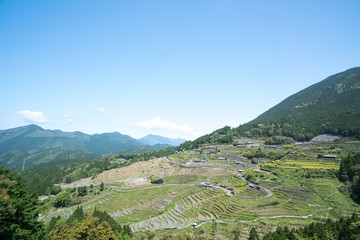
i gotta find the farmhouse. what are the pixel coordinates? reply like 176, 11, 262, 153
234, 161, 246, 166
317, 154, 337, 159
192, 159, 207, 163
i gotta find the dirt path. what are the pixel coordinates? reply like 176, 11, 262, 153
61, 157, 234, 189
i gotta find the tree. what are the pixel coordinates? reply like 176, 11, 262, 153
53, 191, 71, 208
47, 216, 61, 233
77, 186, 87, 197
248, 227, 259, 240
51, 185, 62, 195
66, 207, 85, 227
92, 208, 132, 238
100, 182, 104, 191
49, 217, 117, 240
0, 166, 44, 239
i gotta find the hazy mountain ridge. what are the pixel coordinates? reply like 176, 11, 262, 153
0, 125, 176, 169
138, 134, 186, 146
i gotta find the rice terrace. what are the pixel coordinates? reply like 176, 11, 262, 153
35, 136, 360, 239
1, 1, 360, 239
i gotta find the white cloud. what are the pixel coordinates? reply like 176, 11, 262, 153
135, 117, 192, 133
16, 110, 48, 124
63, 118, 73, 125
98, 107, 106, 112
230, 120, 241, 128
61, 114, 73, 125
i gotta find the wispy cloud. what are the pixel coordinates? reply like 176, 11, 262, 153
61, 114, 73, 125
16, 110, 48, 124
135, 117, 192, 133
229, 120, 241, 128
63, 118, 73, 125
98, 107, 106, 112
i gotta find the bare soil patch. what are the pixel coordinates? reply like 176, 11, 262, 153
62, 157, 233, 188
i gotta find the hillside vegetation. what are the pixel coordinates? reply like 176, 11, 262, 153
238, 66, 360, 141
0, 125, 171, 170
180, 67, 360, 149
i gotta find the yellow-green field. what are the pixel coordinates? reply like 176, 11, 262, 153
275, 160, 339, 170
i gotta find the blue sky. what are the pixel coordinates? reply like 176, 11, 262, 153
1, 0, 359, 140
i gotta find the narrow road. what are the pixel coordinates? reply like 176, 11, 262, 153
107, 175, 273, 200
106, 183, 194, 191
236, 172, 274, 200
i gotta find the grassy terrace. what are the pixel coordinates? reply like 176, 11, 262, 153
274, 160, 339, 169
41, 138, 360, 239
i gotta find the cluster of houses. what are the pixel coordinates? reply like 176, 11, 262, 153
110, 158, 130, 163
265, 145, 283, 149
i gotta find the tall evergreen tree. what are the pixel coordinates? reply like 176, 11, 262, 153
248, 227, 259, 240
0, 166, 44, 239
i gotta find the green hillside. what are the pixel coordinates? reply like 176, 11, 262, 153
180, 67, 360, 149
0, 125, 172, 155
0, 125, 171, 170
0, 148, 98, 170
237, 66, 360, 140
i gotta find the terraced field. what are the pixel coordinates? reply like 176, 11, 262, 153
38, 141, 360, 239
130, 187, 245, 232
42, 192, 113, 223
277, 160, 339, 170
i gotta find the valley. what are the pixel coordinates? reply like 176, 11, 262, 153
2, 67, 360, 239
37, 137, 360, 239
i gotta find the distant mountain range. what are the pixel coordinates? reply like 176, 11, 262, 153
138, 134, 186, 146
0, 125, 183, 170
180, 67, 360, 149
0, 125, 153, 155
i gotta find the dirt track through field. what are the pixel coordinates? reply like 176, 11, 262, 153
61, 157, 234, 188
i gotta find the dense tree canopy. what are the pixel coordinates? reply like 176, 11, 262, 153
0, 166, 44, 239
48, 207, 131, 240
339, 153, 360, 202
259, 213, 360, 240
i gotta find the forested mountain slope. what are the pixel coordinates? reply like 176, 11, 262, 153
0, 125, 170, 155
180, 67, 360, 149
0, 125, 171, 169
237, 66, 360, 140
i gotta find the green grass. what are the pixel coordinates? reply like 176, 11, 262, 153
41, 139, 360, 239
163, 174, 200, 184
